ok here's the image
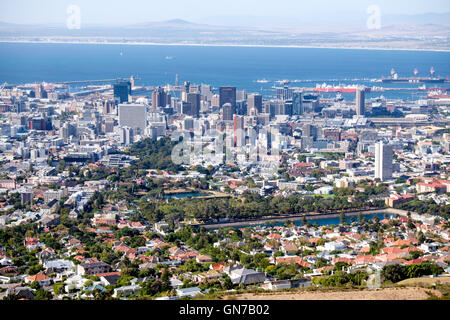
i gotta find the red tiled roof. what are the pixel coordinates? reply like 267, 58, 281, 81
276, 256, 312, 268
27, 273, 51, 281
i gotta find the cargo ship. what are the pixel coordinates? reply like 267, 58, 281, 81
381, 67, 446, 83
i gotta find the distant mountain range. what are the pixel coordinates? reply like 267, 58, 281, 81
195, 12, 450, 29
0, 13, 448, 51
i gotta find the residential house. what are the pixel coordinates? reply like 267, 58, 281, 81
100, 273, 121, 286
6, 286, 35, 300
420, 242, 441, 253
113, 285, 141, 298
227, 266, 266, 285
266, 278, 312, 290
64, 274, 89, 293
77, 261, 111, 276
25, 273, 52, 286
43, 259, 75, 273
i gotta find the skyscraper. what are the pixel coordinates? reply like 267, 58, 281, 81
304, 124, 318, 140
375, 141, 393, 181
187, 93, 201, 118
152, 87, 170, 109
181, 81, 190, 101
35, 83, 47, 99
276, 86, 293, 100
120, 127, 134, 145
292, 91, 303, 115
219, 87, 236, 107
118, 103, 147, 135
200, 84, 213, 101
181, 101, 192, 116
233, 115, 245, 147
222, 103, 234, 121
247, 94, 262, 114
103, 100, 115, 114
211, 94, 220, 108
236, 89, 247, 101
114, 80, 131, 104
356, 88, 365, 116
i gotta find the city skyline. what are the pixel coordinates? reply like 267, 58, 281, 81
0, 1, 449, 306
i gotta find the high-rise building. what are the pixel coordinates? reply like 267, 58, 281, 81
181, 81, 190, 101
222, 103, 234, 121
211, 94, 220, 108
152, 87, 170, 109
292, 91, 303, 115
103, 100, 115, 114
375, 141, 393, 181
276, 86, 293, 100
356, 88, 365, 116
200, 84, 213, 101
118, 103, 147, 135
247, 94, 262, 114
283, 101, 293, 117
60, 122, 77, 140
219, 87, 236, 107
103, 118, 115, 133
34, 83, 47, 99
120, 127, 134, 145
236, 89, 247, 101
181, 101, 192, 116
187, 93, 201, 117
114, 80, 131, 104
233, 115, 245, 147
304, 124, 318, 140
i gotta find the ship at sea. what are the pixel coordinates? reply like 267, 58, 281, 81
276, 79, 290, 85
381, 67, 446, 83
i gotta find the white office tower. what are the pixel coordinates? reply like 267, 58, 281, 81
118, 103, 147, 135
120, 127, 134, 145
200, 84, 213, 101
375, 141, 393, 181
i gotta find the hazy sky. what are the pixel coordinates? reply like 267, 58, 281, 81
0, 0, 449, 25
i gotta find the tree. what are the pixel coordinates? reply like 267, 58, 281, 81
161, 268, 171, 292
34, 289, 53, 300
302, 216, 307, 226
339, 212, 346, 225
358, 212, 364, 223
381, 264, 406, 283
417, 231, 426, 244
222, 276, 234, 290
30, 281, 41, 290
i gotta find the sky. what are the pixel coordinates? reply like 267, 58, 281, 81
0, 0, 449, 26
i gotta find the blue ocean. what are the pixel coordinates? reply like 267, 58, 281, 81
0, 42, 449, 99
